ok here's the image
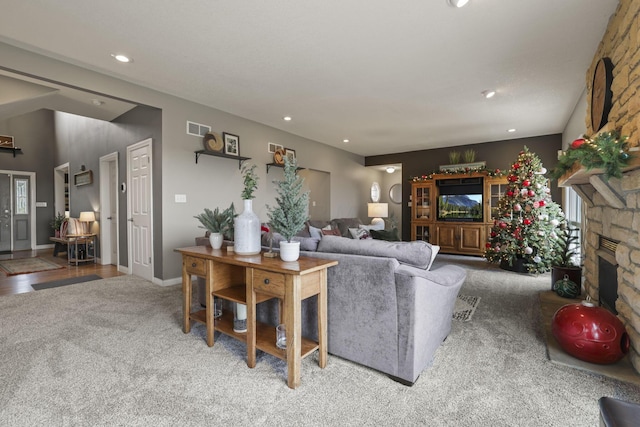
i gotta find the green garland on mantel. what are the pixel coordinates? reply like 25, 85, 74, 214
549, 131, 632, 181
410, 166, 506, 182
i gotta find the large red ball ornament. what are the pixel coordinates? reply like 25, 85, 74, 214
552, 301, 630, 364
506, 190, 514, 197
571, 138, 585, 149
528, 190, 535, 197
523, 218, 532, 225
523, 180, 531, 187
499, 222, 508, 229
538, 200, 545, 207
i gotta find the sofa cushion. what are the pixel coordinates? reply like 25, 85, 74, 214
321, 228, 341, 237
317, 235, 438, 270
262, 232, 320, 251
330, 218, 363, 237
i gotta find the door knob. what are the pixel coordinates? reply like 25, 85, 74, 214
128, 218, 134, 222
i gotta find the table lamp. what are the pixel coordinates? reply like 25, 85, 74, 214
368, 203, 388, 228
79, 211, 96, 234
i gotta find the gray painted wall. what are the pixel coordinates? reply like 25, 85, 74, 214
0, 42, 379, 282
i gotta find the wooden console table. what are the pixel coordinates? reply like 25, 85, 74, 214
175, 246, 338, 389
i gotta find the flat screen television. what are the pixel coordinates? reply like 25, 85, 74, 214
437, 194, 483, 222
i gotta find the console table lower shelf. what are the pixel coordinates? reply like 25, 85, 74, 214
175, 246, 338, 389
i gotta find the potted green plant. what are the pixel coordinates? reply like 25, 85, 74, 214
194, 203, 236, 249
234, 163, 261, 255
551, 226, 582, 297
267, 157, 309, 261
50, 212, 66, 237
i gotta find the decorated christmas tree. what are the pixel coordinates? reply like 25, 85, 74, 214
484, 147, 565, 274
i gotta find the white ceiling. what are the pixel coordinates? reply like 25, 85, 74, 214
0, 0, 618, 157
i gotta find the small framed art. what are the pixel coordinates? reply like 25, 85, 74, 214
285, 148, 296, 163
223, 132, 240, 156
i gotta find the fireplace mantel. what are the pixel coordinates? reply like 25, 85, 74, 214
558, 155, 640, 208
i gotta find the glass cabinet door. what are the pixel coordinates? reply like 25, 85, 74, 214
414, 185, 432, 221
488, 179, 507, 221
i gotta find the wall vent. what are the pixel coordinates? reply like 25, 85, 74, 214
186, 121, 211, 137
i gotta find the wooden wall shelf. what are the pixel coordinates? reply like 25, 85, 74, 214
0, 147, 23, 157
194, 150, 250, 169
266, 163, 305, 173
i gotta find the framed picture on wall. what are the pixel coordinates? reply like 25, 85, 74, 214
74, 170, 93, 186
285, 148, 296, 163
223, 132, 240, 156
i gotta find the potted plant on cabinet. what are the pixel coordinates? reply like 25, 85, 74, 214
234, 163, 261, 255
50, 212, 66, 237
194, 203, 236, 249
267, 157, 309, 261
551, 226, 582, 298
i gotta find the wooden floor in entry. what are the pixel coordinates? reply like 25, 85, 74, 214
0, 248, 123, 297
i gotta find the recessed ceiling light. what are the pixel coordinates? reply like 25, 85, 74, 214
283, 116, 292, 121
343, 139, 350, 143
386, 167, 396, 174
111, 53, 132, 63
91, 99, 104, 106
447, 0, 470, 8
482, 90, 496, 99
507, 128, 517, 133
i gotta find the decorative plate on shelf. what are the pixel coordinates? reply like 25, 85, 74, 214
203, 132, 223, 153
273, 148, 286, 165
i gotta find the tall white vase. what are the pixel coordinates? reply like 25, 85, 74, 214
234, 199, 261, 255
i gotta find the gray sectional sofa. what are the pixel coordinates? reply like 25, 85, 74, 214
256, 235, 466, 385
196, 225, 467, 385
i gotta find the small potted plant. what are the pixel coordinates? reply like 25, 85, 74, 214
551, 226, 582, 297
194, 203, 236, 249
267, 157, 309, 261
50, 212, 66, 237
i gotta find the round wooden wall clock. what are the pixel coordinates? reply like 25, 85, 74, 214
590, 57, 613, 132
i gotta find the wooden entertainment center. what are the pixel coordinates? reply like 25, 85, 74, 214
411, 172, 508, 256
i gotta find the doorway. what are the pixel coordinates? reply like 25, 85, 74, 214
0, 170, 36, 252
126, 139, 153, 281
99, 152, 119, 267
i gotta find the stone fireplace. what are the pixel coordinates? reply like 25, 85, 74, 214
560, 0, 640, 375
577, 177, 640, 374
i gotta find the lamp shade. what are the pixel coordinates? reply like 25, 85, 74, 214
79, 211, 96, 222
368, 203, 388, 218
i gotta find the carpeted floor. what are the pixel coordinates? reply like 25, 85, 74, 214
1, 261, 639, 426
0, 257, 63, 275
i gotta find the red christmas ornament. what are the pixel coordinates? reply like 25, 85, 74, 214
538, 200, 545, 207
523, 180, 531, 187
528, 190, 535, 197
571, 138, 586, 149
552, 301, 630, 364
485, 243, 492, 249
490, 231, 496, 237
499, 222, 508, 229
508, 175, 518, 182
513, 163, 520, 169
506, 190, 514, 197
523, 218, 532, 226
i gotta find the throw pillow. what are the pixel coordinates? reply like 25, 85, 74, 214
330, 218, 363, 237
348, 227, 371, 240
370, 229, 400, 241
321, 228, 341, 237
66, 218, 83, 235
309, 225, 322, 240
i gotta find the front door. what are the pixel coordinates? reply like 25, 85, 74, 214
127, 139, 153, 281
0, 172, 33, 252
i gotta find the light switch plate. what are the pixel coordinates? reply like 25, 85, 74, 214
175, 194, 187, 203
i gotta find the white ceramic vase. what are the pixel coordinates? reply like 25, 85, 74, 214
209, 232, 223, 249
279, 241, 300, 262
234, 199, 261, 255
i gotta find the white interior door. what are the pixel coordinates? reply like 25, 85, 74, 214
127, 139, 153, 280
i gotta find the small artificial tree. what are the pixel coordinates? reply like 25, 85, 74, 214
484, 147, 566, 274
267, 157, 309, 242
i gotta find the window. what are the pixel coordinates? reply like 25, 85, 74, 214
15, 178, 28, 215
563, 186, 583, 265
